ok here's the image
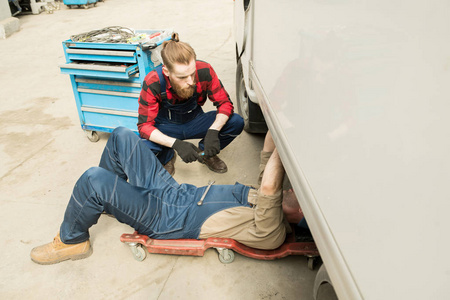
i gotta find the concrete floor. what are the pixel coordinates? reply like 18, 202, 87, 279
0, 1, 318, 298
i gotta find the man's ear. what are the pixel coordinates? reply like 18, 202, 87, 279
162, 66, 170, 77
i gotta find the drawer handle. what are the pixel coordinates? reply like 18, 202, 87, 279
78, 88, 139, 98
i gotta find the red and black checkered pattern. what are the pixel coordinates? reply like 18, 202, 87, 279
137, 60, 234, 139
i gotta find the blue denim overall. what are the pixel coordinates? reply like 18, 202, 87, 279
60, 127, 252, 243
154, 66, 202, 125
141, 66, 245, 165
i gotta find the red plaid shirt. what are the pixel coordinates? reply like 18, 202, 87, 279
137, 60, 234, 139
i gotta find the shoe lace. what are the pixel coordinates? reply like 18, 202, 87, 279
52, 235, 62, 247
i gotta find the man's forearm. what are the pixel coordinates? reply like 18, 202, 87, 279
209, 113, 229, 131
149, 129, 176, 148
260, 149, 285, 196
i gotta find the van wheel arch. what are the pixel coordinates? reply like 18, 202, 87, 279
313, 264, 338, 300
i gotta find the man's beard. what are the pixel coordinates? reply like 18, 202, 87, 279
173, 82, 196, 99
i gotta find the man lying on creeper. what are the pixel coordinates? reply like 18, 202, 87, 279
30, 127, 304, 264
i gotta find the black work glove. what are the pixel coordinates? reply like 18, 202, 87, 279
203, 129, 221, 157
172, 139, 200, 163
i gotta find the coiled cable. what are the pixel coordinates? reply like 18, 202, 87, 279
70, 26, 135, 43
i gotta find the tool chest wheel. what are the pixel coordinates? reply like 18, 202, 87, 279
128, 243, 147, 262
85, 130, 99, 142
217, 248, 235, 264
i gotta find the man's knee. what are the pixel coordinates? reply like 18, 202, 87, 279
81, 166, 104, 178
111, 126, 137, 144
112, 126, 129, 136
227, 113, 245, 134
79, 167, 111, 188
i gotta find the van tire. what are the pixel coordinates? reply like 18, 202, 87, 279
235, 59, 267, 133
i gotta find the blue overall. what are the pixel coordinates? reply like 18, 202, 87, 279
142, 66, 244, 165
59, 127, 252, 244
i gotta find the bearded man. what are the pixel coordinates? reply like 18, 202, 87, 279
137, 33, 244, 174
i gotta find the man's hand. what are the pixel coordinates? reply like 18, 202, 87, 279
204, 129, 220, 157
172, 139, 200, 163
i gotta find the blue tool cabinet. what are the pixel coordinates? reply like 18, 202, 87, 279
64, 0, 97, 9
60, 30, 170, 141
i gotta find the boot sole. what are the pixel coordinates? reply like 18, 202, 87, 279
31, 246, 93, 265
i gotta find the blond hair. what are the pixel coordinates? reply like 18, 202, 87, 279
161, 33, 196, 71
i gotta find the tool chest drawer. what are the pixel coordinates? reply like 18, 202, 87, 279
60, 28, 172, 141
64, 48, 138, 63
74, 76, 140, 112
60, 62, 139, 79
61, 39, 149, 81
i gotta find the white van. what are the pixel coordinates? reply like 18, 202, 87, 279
234, 1, 450, 299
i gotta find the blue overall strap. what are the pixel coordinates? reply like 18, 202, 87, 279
155, 65, 168, 102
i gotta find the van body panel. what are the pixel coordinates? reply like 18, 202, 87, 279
236, 0, 450, 299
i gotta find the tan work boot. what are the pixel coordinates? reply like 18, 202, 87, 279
201, 155, 228, 173
164, 152, 177, 176
30, 233, 92, 265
